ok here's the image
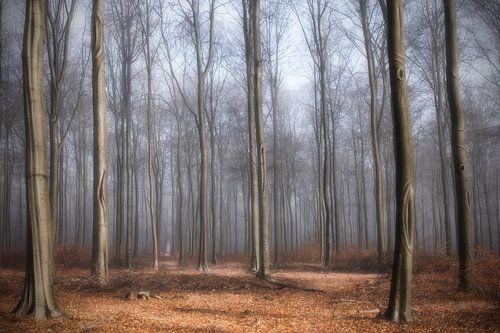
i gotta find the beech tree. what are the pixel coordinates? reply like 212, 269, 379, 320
14, 0, 61, 319
91, 0, 109, 284
385, 0, 416, 323
241, 0, 260, 273
443, 0, 472, 291
251, 0, 271, 278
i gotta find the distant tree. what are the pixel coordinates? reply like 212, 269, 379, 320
443, 0, 472, 291
45, 0, 76, 243
91, 0, 109, 284
385, 0, 416, 323
262, 0, 289, 266
294, 0, 335, 266
138, 0, 160, 271
14, 0, 61, 319
358, 0, 388, 257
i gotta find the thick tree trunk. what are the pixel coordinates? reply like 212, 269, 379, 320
14, 0, 61, 318
242, 0, 259, 272
443, 0, 472, 291
385, 0, 416, 323
90, 0, 108, 284
252, 0, 271, 279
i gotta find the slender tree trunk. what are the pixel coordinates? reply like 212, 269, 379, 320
146, 52, 158, 271
385, 0, 416, 323
360, 0, 387, 257
176, 117, 184, 264
14, 0, 61, 318
443, 0, 472, 291
251, 0, 270, 278
242, 0, 259, 272
196, 75, 209, 271
90, 0, 108, 284
2, 127, 12, 254
142, 2, 159, 270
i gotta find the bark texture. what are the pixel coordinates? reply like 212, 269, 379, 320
242, 0, 260, 273
385, 0, 415, 323
443, 0, 472, 291
14, 0, 61, 319
251, 0, 271, 278
91, 0, 108, 284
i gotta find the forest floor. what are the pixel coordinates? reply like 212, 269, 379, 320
0, 250, 499, 332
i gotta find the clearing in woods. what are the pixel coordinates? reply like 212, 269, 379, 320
0, 253, 498, 332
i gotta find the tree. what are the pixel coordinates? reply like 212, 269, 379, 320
358, 0, 388, 257
251, 0, 271, 279
108, 0, 140, 268
162, 0, 216, 271
262, 0, 289, 266
443, 0, 472, 291
138, 0, 160, 271
241, 0, 259, 272
13, 0, 61, 319
407, 0, 453, 255
385, 0, 416, 323
91, 0, 109, 284
45, 0, 77, 243
294, 0, 335, 266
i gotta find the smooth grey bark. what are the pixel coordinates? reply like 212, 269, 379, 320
242, 0, 259, 272
443, 0, 472, 291
385, 0, 416, 323
14, 0, 61, 319
91, 0, 108, 284
251, 0, 271, 278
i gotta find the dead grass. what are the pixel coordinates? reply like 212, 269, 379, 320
0, 251, 498, 332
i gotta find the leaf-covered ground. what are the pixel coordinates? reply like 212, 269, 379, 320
0, 254, 499, 332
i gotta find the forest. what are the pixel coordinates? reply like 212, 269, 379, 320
0, 0, 499, 331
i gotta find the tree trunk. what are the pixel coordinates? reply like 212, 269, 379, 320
14, 0, 61, 318
251, 0, 270, 278
175, 116, 184, 264
90, 0, 108, 284
142, 0, 159, 271
359, 0, 387, 257
242, 0, 259, 272
443, 0, 472, 291
385, 0, 416, 323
